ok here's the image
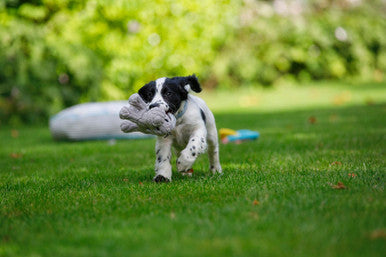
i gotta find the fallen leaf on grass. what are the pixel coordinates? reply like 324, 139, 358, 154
11, 130, 19, 138
10, 153, 22, 159
139, 181, 143, 185
308, 116, 317, 124
365, 97, 375, 106
253, 199, 260, 206
330, 161, 342, 166
348, 173, 357, 178
122, 178, 129, 182
331, 182, 346, 189
370, 229, 386, 239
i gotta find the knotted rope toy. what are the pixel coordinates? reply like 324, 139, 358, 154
119, 93, 176, 136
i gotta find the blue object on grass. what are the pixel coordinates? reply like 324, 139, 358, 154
227, 129, 260, 142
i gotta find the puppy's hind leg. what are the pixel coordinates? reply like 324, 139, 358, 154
207, 127, 222, 175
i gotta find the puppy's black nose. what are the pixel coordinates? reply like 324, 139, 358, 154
149, 103, 160, 109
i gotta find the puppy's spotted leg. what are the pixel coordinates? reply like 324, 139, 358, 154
153, 136, 173, 183
208, 140, 222, 175
177, 131, 207, 172
207, 126, 222, 174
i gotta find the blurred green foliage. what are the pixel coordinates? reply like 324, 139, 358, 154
0, 0, 385, 123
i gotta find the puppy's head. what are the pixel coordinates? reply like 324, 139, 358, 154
138, 74, 201, 114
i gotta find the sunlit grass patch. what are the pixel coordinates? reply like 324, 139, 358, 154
200, 81, 386, 113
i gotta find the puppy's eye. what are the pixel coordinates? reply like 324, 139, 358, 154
165, 92, 172, 97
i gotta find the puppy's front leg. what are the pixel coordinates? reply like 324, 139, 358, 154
153, 136, 173, 183
177, 130, 207, 172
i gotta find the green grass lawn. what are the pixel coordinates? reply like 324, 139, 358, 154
1, 82, 385, 257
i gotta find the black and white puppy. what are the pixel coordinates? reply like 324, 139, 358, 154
138, 74, 222, 182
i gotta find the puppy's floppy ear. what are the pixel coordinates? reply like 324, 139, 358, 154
183, 74, 202, 93
138, 81, 156, 103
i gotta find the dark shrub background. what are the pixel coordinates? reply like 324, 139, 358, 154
0, 0, 385, 124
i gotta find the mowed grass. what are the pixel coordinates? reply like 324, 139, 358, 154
1, 82, 385, 257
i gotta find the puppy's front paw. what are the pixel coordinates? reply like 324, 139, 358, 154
153, 175, 170, 183
177, 150, 196, 172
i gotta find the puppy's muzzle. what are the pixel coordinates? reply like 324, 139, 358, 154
149, 101, 170, 113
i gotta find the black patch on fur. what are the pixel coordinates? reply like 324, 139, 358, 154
184, 74, 202, 93
160, 79, 188, 114
192, 146, 196, 149
160, 74, 202, 113
153, 175, 170, 183
138, 75, 201, 114
192, 152, 196, 156
157, 156, 162, 162
138, 81, 156, 103
156, 149, 160, 155
200, 109, 206, 124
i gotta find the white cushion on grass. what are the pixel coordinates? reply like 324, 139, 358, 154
49, 101, 152, 141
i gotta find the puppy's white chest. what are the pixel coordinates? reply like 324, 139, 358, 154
172, 123, 195, 149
